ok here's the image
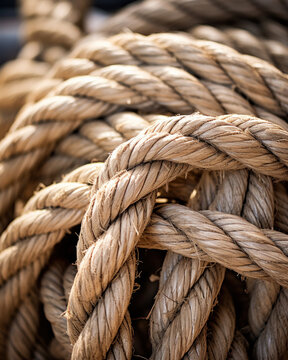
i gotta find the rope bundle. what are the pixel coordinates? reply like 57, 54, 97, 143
1, 0, 288, 359
0, 0, 88, 140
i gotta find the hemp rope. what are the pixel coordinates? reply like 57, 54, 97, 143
206, 287, 246, 359
191, 168, 283, 359
150, 253, 225, 359
2, 113, 288, 298
247, 183, 288, 359
6, 289, 50, 360
1, 113, 288, 357
41, 260, 75, 358
149, 140, 273, 357
66, 113, 288, 358
97, 0, 288, 35
30, 19, 288, 104
149, 168, 243, 355
2, 34, 288, 231
189, 25, 288, 73
2, 2, 288, 358
34, 112, 199, 203
0, 0, 86, 140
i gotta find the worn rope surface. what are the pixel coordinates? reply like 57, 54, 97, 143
0, 0, 87, 141
1, 113, 288, 357
189, 24, 288, 73
98, 0, 288, 35
2, 33, 288, 233
67, 113, 288, 358
1, 0, 288, 357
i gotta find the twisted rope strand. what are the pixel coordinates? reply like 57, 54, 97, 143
67, 113, 288, 357
41, 259, 73, 358
189, 25, 288, 73
2, 113, 288, 356
206, 287, 236, 359
6, 290, 40, 360
247, 183, 288, 359
0, 0, 88, 141
97, 0, 288, 35
2, 33, 288, 225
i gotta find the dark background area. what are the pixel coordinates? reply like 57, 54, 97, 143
0, 0, 137, 64
0, 0, 136, 11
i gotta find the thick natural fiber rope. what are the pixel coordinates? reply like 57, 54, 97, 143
2, 113, 288, 357
41, 260, 75, 358
25, 26, 288, 120
0, 0, 86, 141
247, 183, 288, 360
187, 167, 283, 358
97, 0, 288, 35
189, 25, 288, 73
2, 34, 288, 230
184, 155, 288, 358
150, 253, 225, 359
66, 113, 288, 358
206, 287, 246, 359
44, 19, 288, 83
149, 168, 246, 355
21, 112, 199, 206
150, 147, 273, 356
6, 289, 50, 360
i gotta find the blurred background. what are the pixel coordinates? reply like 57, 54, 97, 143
0, 0, 137, 64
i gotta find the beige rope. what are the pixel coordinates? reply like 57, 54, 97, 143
97, 0, 288, 35
41, 259, 73, 358
2, 33, 288, 230
1, 112, 288, 356
1, 112, 288, 294
0, 0, 87, 141
2, 1, 288, 357
6, 289, 48, 360
189, 25, 288, 73
206, 287, 236, 359
150, 253, 225, 359
247, 183, 288, 359
65, 113, 288, 357
150, 142, 273, 356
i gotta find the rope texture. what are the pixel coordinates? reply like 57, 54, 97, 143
1, 0, 288, 358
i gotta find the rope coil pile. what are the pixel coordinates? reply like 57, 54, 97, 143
0, 0, 288, 359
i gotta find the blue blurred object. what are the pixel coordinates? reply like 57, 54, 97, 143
0, 9, 21, 65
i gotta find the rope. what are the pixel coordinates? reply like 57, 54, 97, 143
1, 1, 288, 356
6, 289, 50, 360
0, 0, 87, 141
41, 259, 74, 358
247, 183, 288, 359
98, 0, 288, 35
66, 113, 288, 357
1, 33, 288, 231
189, 25, 288, 73
1, 113, 288, 356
